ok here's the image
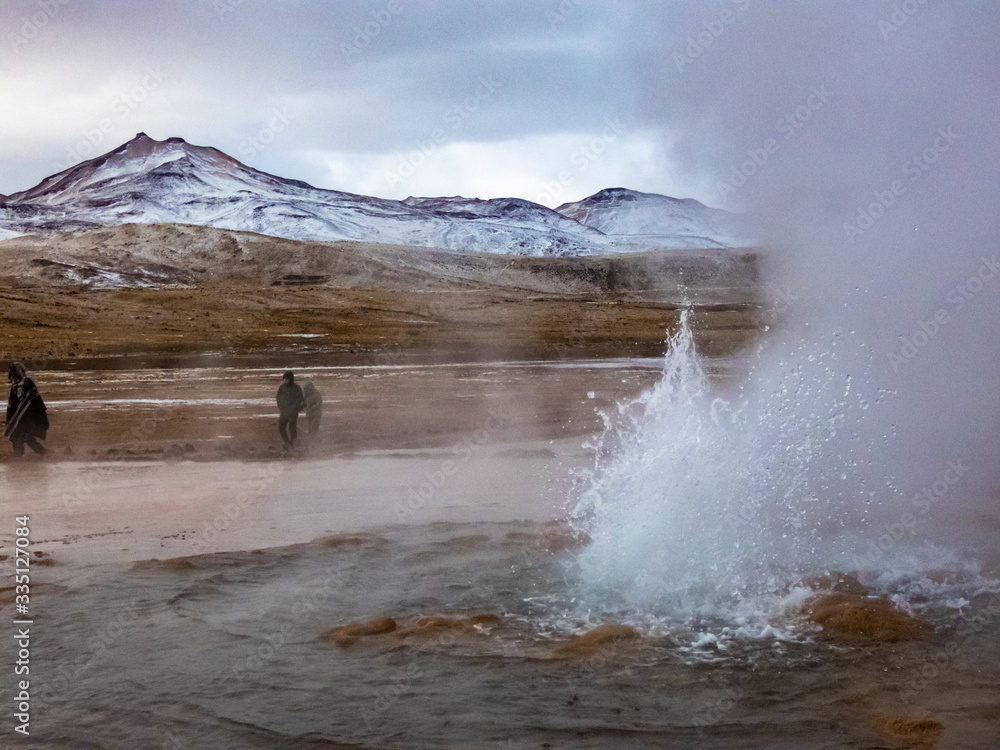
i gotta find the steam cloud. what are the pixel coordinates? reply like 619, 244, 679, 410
632, 2, 1000, 509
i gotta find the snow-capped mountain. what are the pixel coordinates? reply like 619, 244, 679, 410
0, 134, 746, 255
557, 188, 747, 247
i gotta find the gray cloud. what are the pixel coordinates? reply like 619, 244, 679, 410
1, 0, 653, 197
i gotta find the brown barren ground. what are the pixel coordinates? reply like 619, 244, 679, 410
0, 223, 765, 462
0, 222, 764, 364
0, 285, 761, 365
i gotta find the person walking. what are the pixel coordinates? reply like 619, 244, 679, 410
276, 370, 305, 448
302, 381, 322, 436
5, 362, 48, 457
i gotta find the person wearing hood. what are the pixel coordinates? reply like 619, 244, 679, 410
276, 370, 305, 448
6, 362, 48, 457
302, 381, 322, 436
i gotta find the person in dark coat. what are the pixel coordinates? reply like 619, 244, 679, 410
6, 362, 48, 457
276, 370, 305, 448
302, 381, 322, 435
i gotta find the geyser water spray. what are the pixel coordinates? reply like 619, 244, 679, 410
570, 310, 880, 625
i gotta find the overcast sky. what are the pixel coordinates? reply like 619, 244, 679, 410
0, 2, 995, 209
0, 0, 708, 205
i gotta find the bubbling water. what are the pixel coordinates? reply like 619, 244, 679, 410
569, 310, 876, 626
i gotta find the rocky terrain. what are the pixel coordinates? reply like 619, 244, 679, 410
0, 223, 762, 366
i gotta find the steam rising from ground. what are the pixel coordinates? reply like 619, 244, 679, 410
569, 3, 1000, 615
634, 3, 999, 503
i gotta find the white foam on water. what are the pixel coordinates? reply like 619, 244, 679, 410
565, 309, 989, 632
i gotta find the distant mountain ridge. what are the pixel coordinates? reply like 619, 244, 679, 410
557, 188, 744, 247
0, 134, 749, 256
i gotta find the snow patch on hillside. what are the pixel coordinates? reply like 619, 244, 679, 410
0, 135, 751, 255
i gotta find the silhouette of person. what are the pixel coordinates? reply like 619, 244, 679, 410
276, 370, 305, 448
6, 362, 48, 457
302, 381, 322, 435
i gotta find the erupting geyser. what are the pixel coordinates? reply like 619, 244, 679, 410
569, 310, 882, 628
